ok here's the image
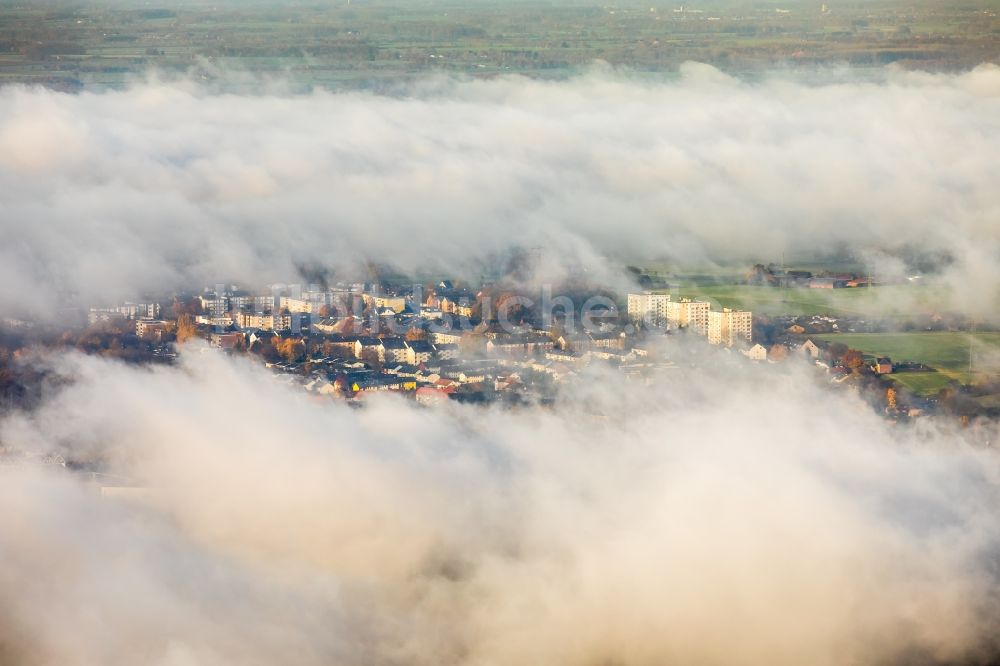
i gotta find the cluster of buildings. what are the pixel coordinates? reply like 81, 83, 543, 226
75, 279, 769, 402
747, 265, 878, 290
627, 292, 752, 348
88, 301, 160, 325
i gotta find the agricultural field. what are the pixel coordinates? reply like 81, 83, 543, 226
0, 0, 997, 91
813, 331, 1000, 395
667, 283, 950, 320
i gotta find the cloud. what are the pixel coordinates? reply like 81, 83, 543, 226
0, 348, 998, 665
3, 62, 1000, 665
1, 64, 999, 317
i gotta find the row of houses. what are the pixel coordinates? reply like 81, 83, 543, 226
353, 336, 459, 365
88, 302, 160, 324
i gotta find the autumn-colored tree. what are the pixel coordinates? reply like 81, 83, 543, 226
405, 327, 426, 342
176, 313, 198, 344
276, 337, 305, 363
102, 337, 124, 358
843, 349, 866, 373
171, 296, 202, 318
257, 339, 281, 362
339, 316, 357, 335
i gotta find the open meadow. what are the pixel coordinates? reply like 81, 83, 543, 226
814, 331, 1000, 395
665, 283, 951, 320
1, 0, 998, 91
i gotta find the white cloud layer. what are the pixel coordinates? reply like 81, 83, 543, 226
1, 63, 999, 316
0, 349, 998, 665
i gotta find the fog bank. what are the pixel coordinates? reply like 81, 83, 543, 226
0, 349, 998, 664
1, 63, 999, 317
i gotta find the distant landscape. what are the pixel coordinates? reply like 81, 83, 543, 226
1, 0, 998, 91
3, 2, 1000, 662
628, 259, 1000, 396
815, 331, 1000, 394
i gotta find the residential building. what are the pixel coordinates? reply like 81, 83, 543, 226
280, 297, 313, 314
432, 330, 463, 345
440, 295, 475, 316
742, 343, 768, 361
135, 319, 168, 341
354, 336, 382, 360
406, 340, 435, 365
195, 314, 233, 327
590, 348, 635, 363
253, 294, 277, 313
210, 332, 243, 350
707, 308, 752, 347
362, 293, 406, 313
872, 357, 893, 374
557, 333, 591, 352
486, 335, 554, 357
800, 339, 821, 359
666, 298, 710, 336
627, 292, 671, 327
228, 291, 253, 313
199, 293, 228, 317
589, 331, 625, 349
237, 312, 273, 330
380, 338, 409, 364
236, 312, 304, 332
434, 343, 461, 360
375, 295, 407, 313
416, 387, 452, 406
87, 310, 125, 325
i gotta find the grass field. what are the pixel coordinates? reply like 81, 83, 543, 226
813, 332, 1000, 395
884, 372, 958, 396
1, 0, 997, 90
665, 283, 949, 319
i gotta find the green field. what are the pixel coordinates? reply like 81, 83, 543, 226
666, 283, 949, 319
814, 332, 1000, 395
1, 0, 998, 91
884, 372, 958, 396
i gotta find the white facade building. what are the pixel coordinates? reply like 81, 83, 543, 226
627, 292, 671, 327
708, 308, 752, 347
199, 294, 229, 317
742, 343, 768, 361
280, 297, 314, 314
666, 299, 710, 337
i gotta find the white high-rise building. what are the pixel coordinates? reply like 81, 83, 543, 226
666, 298, 710, 337
708, 308, 752, 346
627, 292, 671, 327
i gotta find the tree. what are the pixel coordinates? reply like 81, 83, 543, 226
171, 296, 201, 318
176, 314, 198, 344
361, 349, 383, 371
827, 342, 849, 363
843, 349, 865, 373
276, 337, 304, 363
